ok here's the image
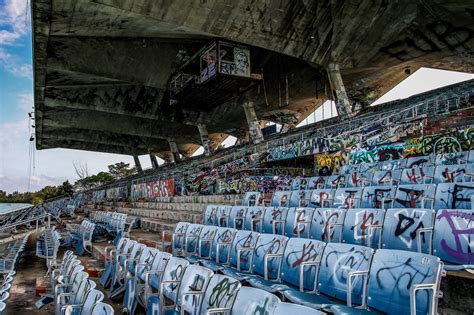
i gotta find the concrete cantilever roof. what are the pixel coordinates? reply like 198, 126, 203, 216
32, 0, 474, 159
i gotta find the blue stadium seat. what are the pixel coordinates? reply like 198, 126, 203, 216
360, 186, 396, 209
434, 183, 474, 210
200, 227, 237, 271
289, 190, 311, 207
327, 175, 347, 188
173, 265, 214, 315
306, 176, 326, 190
433, 164, 474, 183
284, 207, 314, 238
200, 274, 241, 314
228, 206, 247, 230
394, 184, 436, 209
262, 207, 288, 235
231, 286, 280, 314
191, 225, 218, 261
220, 230, 260, 280
346, 171, 373, 188
342, 208, 385, 248
243, 206, 266, 232
382, 208, 435, 253
381, 158, 407, 171
371, 170, 401, 186
436, 151, 469, 165
310, 189, 335, 208
330, 250, 443, 315
243, 192, 263, 206
271, 191, 292, 207
310, 208, 346, 242
291, 177, 309, 190
216, 205, 232, 227
432, 209, 473, 270
406, 155, 435, 168
203, 205, 219, 226
358, 162, 379, 174
333, 188, 363, 209
249, 233, 288, 281
399, 166, 435, 184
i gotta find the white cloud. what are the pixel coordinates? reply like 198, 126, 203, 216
0, 47, 32, 79
0, 0, 29, 45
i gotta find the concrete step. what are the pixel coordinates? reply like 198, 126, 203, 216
116, 207, 202, 223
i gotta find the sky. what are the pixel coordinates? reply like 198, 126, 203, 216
0, 0, 473, 193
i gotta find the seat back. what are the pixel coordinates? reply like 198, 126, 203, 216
291, 177, 308, 191
203, 205, 219, 226
310, 208, 346, 242
197, 226, 218, 258
382, 208, 435, 253
231, 286, 280, 314
347, 171, 373, 187
434, 164, 474, 183
280, 238, 325, 290
172, 222, 190, 251
77, 289, 104, 315
306, 176, 326, 190
318, 243, 373, 305
309, 189, 335, 208
342, 208, 385, 248
360, 186, 396, 209
436, 151, 469, 165
326, 174, 347, 188
261, 207, 288, 235
136, 247, 159, 279
271, 191, 291, 207
252, 234, 288, 280
289, 190, 311, 207
406, 155, 434, 168
400, 167, 435, 184
71, 278, 96, 305
228, 206, 247, 230
243, 192, 263, 206
184, 224, 203, 256
210, 227, 237, 264
176, 265, 214, 314
243, 206, 266, 232
433, 209, 473, 265
200, 274, 241, 315
216, 206, 232, 227
434, 183, 474, 210
284, 207, 314, 238
229, 230, 259, 270
333, 187, 363, 209
394, 184, 436, 209
91, 302, 114, 315
366, 250, 442, 315
381, 159, 406, 171
161, 257, 190, 304
146, 251, 172, 289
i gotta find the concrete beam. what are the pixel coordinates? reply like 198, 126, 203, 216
197, 124, 212, 156
242, 100, 264, 144
327, 63, 352, 118
149, 152, 159, 169
168, 139, 181, 163
133, 155, 143, 173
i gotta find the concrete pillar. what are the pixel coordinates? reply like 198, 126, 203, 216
327, 63, 352, 118
197, 124, 212, 156
149, 152, 159, 169
168, 138, 181, 163
133, 155, 143, 173
242, 100, 264, 144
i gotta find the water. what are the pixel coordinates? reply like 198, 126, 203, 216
0, 203, 33, 214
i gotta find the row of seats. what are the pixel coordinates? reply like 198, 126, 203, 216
36, 228, 62, 276
99, 237, 321, 315
45, 195, 83, 220
89, 211, 131, 244
0, 271, 16, 315
0, 234, 28, 274
243, 182, 474, 211
160, 225, 444, 315
66, 220, 96, 256
0, 205, 46, 232
289, 163, 474, 191
47, 250, 114, 314
201, 206, 473, 269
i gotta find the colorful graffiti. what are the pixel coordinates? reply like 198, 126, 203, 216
315, 152, 348, 173
131, 179, 174, 199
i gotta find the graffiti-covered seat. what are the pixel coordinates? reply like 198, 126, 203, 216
200, 274, 241, 314
382, 208, 435, 253
220, 230, 260, 281
371, 169, 401, 186
203, 205, 219, 226
309, 189, 335, 208
181, 224, 204, 257
243, 206, 266, 232
110, 241, 145, 297
271, 191, 292, 207
434, 183, 474, 210
146, 264, 213, 315
330, 250, 443, 315
394, 184, 436, 209
406, 155, 435, 168
310, 208, 346, 242
399, 166, 435, 184
342, 208, 385, 248
360, 185, 396, 209
200, 227, 237, 271
306, 176, 326, 190
433, 164, 474, 183
242, 191, 263, 206
284, 207, 315, 238
380, 158, 407, 171
326, 175, 347, 188
358, 162, 379, 174
161, 222, 189, 254
231, 286, 280, 314
145, 256, 189, 311
289, 190, 312, 207
281, 243, 373, 310
262, 207, 288, 235
432, 209, 474, 270
245, 233, 288, 281
247, 238, 325, 294
186, 225, 218, 263
346, 171, 373, 188
228, 206, 248, 230
333, 187, 363, 209
291, 177, 309, 190
340, 164, 359, 176
436, 151, 469, 165
203, 205, 230, 226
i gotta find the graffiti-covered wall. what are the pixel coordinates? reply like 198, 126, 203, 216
131, 179, 174, 200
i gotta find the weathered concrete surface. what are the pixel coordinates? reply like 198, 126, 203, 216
32, 0, 474, 156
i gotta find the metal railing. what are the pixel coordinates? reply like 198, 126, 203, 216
0, 213, 51, 233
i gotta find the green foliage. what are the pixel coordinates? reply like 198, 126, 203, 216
108, 162, 136, 180
74, 171, 114, 190
0, 180, 74, 204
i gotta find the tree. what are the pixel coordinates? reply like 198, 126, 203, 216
73, 161, 89, 180
60, 180, 74, 196
108, 162, 136, 180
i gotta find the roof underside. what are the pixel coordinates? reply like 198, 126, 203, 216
32, 0, 474, 158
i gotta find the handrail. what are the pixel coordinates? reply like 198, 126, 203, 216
0, 213, 51, 232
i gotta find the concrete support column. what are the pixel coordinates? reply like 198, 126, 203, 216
242, 100, 264, 144
197, 124, 212, 156
327, 63, 352, 118
168, 138, 181, 163
133, 155, 143, 173
149, 152, 159, 169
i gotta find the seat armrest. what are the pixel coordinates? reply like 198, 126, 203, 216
264, 253, 283, 281
299, 260, 321, 292
347, 270, 369, 308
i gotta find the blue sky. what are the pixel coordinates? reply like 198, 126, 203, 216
0, 0, 473, 193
